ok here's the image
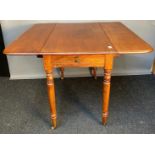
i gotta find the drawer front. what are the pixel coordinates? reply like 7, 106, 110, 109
50, 55, 105, 67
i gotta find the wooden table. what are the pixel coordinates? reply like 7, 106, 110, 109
4, 22, 153, 129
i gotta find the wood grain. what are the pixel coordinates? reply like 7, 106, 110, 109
100, 22, 153, 54
4, 22, 153, 55
102, 55, 114, 125
50, 55, 105, 67
4, 24, 55, 55
43, 55, 57, 129
41, 23, 115, 55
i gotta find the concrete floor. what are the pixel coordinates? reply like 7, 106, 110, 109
0, 75, 155, 134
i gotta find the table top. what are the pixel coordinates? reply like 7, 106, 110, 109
4, 22, 153, 55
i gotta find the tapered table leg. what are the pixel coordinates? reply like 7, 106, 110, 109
60, 67, 64, 80
43, 56, 57, 129
102, 55, 113, 125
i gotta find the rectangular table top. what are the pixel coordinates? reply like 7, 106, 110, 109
4, 22, 153, 55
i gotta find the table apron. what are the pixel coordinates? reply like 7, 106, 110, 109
49, 55, 105, 67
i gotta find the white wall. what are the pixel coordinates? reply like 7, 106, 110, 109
1, 20, 155, 79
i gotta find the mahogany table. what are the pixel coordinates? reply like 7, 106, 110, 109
4, 22, 153, 129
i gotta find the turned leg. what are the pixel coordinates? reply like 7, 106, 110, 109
102, 69, 112, 125
43, 56, 57, 129
60, 67, 64, 80
152, 58, 155, 75
92, 67, 97, 79
102, 55, 114, 125
46, 71, 57, 129
90, 67, 97, 79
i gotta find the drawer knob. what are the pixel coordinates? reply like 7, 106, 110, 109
74, 56, 80, 63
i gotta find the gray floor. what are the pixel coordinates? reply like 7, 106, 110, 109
0, 75, 155, 134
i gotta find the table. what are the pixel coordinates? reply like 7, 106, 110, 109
4, 22, 153, 129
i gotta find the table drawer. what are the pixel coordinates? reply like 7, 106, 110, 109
51, 55, 105, 67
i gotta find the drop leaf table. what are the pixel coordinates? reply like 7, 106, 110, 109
4, 22, 153, 129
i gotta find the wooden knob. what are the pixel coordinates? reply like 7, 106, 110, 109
74, 56, 80, 63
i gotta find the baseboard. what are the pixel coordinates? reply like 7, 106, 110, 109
10, 74, 46, 80
10, 69, 151, 80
